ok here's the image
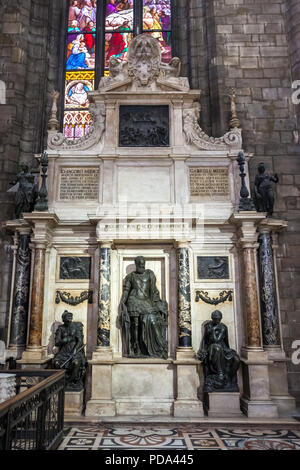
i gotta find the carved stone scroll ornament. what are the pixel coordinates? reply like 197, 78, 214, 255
183, 102, 242, 151
195, 290, 233, 305
47, 102, 106, 150
55, 290, 93, 306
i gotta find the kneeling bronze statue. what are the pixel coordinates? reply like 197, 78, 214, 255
53, 310, 87, 391
197, 310, 240, 393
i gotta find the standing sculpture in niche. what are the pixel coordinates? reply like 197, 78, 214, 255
119, 256, 168, 359
254, 162, 278, 217
10, 163, 38, 219
197, 310, 240, 393
53, 310, 87, 391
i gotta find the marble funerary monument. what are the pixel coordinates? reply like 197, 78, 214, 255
5, 35, 296, 418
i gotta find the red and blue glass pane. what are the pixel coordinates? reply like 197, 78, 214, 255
68, 0, 97, 32
105, 1, 134, 73
143, 1, 172, 62
64, 1, 97, 139
63, 1, 173, 139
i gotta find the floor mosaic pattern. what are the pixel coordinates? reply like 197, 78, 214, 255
59, 425, 300, 450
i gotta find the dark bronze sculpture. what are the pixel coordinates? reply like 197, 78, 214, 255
119, 256, 168, 359
53, 310, 87, 391
197, 310, 240, 392
10, 162, 38, 219
254, 162, 278, 217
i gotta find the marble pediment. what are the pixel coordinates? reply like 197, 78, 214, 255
47, 34, 242, 153
96, 34, 190, 94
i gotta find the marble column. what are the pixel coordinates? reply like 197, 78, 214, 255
177, 242, 192, 350
174, 241, 204, 417
258, 219, 296, 414
97, 242, 112, 349
231, 213, 278, 418
242, 244, 262, 349
86, 240, 116, 416
21, 242, 47, 362
28, 244, 46, 348
9, 230, 32, 353
258, 230, 280, 347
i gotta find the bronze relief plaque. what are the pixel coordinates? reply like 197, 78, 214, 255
119, 105, 169, 147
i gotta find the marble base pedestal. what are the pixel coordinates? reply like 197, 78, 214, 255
173, 348, 204, 418
85, 348, 116, 417
207, 392, 242, 418
18, 347, 52, 369
65, 389, 84, 417
86, 351, 204, 418
240, 348, 278, 418
267, 348, 296, 415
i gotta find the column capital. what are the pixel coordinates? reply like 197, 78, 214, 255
230, 212, 266, 226
231, 212, 265, 246
98, 240, 114, 249
258, 218, 288, 234
176, 240, 191, 249
17, 227, 32, 236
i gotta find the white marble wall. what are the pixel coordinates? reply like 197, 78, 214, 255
0, 374, 16, 404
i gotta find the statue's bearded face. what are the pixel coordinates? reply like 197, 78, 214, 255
135, 258, 146, 274
63, 312, 73, 325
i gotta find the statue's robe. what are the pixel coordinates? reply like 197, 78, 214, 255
121, 269, 167, 358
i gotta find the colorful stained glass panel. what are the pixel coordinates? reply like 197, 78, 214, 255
66, 34, 96, 70
65, 71, 94, 109
63, 110, 93, 140
144, 32, 171, 63
105, 1, 134, 31
143, 0, 171, 31
105, 32, 133, 68
68, 0, 97, 32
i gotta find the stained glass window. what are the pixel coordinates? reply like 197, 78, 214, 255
62, 0, 174, 140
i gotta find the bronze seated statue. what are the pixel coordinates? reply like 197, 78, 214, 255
53, 310, 87, 391
197, 310, 240, 393
119, 256, 168, 359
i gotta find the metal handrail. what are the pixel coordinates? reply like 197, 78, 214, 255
0, 370, 65, 450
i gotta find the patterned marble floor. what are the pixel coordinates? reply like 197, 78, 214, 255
59, 424, 300, 450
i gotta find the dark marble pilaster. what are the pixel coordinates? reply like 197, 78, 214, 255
9, 232, 31, 348
97, 242, 112, 348
258, 231, 281, 347
177, 243, 192, 348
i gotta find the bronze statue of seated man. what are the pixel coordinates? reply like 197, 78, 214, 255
119, 256, 168, 359
53, 310, 87, 391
